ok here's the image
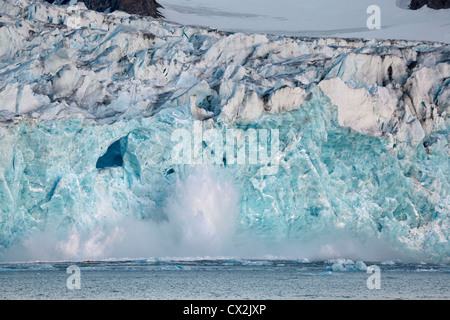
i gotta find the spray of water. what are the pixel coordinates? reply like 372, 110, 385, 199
1, 165, 241, 262
162, 165, 240, 256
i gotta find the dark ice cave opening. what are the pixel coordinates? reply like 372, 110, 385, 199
96, 137, 127, 169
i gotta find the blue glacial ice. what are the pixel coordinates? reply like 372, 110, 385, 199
0, 0, 448, 262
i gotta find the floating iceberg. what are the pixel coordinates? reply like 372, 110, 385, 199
0, 0, 448, 262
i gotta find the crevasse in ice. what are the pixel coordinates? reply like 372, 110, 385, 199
0, 0, 448, 262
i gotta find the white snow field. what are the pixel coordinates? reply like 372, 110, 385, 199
160, 0, 450, 43
0, 0, 448, 262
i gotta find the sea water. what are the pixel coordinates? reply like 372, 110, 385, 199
1, 259, 448, 300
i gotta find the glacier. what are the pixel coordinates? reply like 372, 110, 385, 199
0, 0, 449, 262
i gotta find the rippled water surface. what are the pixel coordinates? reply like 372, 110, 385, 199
1, 259, 449, 299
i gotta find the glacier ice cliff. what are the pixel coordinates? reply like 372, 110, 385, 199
0, 0, 449, 262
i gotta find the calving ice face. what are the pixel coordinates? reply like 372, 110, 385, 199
171, 120, 280, 175
183, 304, 267, 317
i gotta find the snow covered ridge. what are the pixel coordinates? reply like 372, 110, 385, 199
0, 0, 449, 262
160, 0, 450, 43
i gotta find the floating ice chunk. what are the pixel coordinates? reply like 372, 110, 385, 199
331, 263, 345, 272
354, 261, 368, 271
241, 260, 270, 266
344, 265, 357, 271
